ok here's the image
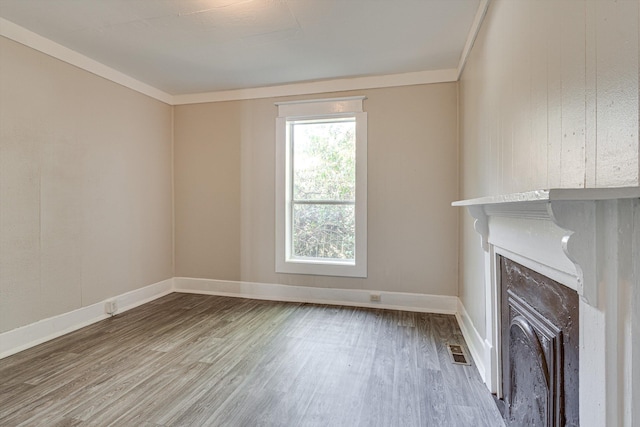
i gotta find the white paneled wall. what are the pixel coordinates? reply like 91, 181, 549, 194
460, 0, 639, 198
458, 0, 640, 343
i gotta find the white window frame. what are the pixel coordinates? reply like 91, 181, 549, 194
275, 96, 367, 278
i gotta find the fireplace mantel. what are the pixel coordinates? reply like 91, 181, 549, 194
453, 187, 640, 427
454, 187, 640, 307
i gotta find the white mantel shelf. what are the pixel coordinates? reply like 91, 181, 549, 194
453, 186, 640, 306
452, 186, 640, 427
452, 186, 640, 206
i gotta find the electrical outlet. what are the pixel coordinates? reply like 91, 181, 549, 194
370, 293, 381, 302
105, 300, 117, 315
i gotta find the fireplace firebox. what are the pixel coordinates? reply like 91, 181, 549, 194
499, 256, 579, 426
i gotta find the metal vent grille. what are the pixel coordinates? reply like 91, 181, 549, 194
447, 343, 470, 365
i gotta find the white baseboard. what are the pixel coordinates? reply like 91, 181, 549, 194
455, 298, 487, 382
174, 277, 458, 314
1, 277, 465, 360
0, 278, 174, 359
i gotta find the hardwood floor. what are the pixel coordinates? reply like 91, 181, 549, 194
0, 293, 504, 426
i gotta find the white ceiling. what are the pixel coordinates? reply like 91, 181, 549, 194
0, 0, 481, 96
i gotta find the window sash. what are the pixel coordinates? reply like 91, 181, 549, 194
291, 200, 355, 205
290, 201, 356, 262
288, 118, 356, 203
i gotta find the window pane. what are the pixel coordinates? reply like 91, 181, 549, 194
292, 120, 355, 201
292, 203, 355, 260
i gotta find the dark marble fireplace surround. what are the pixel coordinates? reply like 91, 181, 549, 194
453, 187, 640, 427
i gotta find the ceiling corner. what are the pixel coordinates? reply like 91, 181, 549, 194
456, 0, 491, 81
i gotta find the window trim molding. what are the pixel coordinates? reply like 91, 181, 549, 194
275, 96, 367, 278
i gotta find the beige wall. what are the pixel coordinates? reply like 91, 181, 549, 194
174, 83, 459, 296
173, 102, 241, 280
458, 0, 640, 335
0, 37, 174, 333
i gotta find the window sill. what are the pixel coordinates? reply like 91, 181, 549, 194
276, 259, 367, 278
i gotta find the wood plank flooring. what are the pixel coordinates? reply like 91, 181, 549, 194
0, 293, 504, 426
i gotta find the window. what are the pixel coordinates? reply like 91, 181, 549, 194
275, 97, 367, 277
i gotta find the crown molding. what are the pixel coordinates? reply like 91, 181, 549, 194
0, 18, 174, 105
456, 0, 490, 80
172, 68, 458, 105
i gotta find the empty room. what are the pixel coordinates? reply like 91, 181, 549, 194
1, 1, 639, 426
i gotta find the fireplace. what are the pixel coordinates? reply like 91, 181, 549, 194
453, 188, 640, 427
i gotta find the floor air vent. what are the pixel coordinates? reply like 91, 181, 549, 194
447, 343, 470, 365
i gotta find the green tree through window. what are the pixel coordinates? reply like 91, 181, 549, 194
291, 119, 356, 260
